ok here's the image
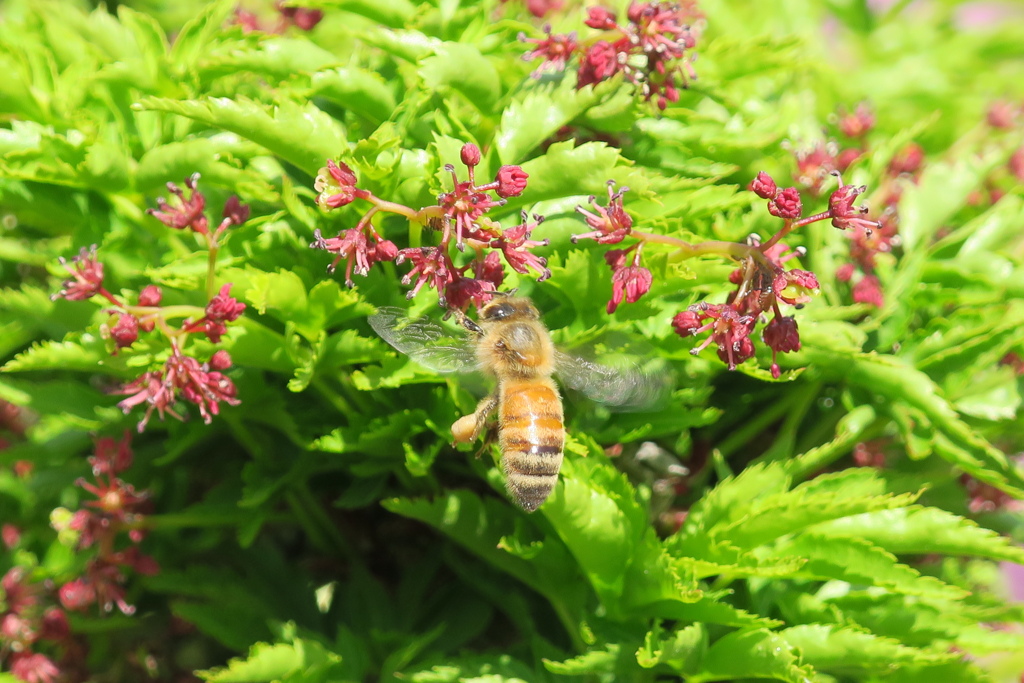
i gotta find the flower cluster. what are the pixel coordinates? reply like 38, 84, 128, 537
520, 1, 705, 109
970, 98, 1024, 206
672, 238, 818, 376
51, 433, 158, 618
574, 168, 876, 376
568, 181, 654, 314
232, 1, 324, 33
312, 143, 547, 311
777, 106, 909, 308
0, 566, 72, 683
785, 103, 917, 308
53, 175, 246, 431
677, 170, 877, 376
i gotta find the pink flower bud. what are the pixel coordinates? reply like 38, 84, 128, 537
888, 142, 924, 176
279, 4, 324, 31
584, 6, 617, 29
748, 171, 778, 199
986, 100, 1017, 129
836, 148, 862, 172
206, 284, 246, 323
671, 310, 702, 337
2, 524, 20, 549
763, 315, 801, 354
209, 350, 233, 370
59, 579, 96, 611
110, 314, 139, 349
495, 165, 529, 198
222, 195, 251, 226
460, 143, 481, 167
41, 608, 70, 641
1009, 146, 1024, 182
577, 41, 620, 88
768, 187, 803, 219
138, 284, 162, 306
373, 239, 399, 263
837, 102, 875, 138
852, 274, 884, 307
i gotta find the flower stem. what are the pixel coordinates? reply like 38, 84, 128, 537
205, 240, 219, 301
632, 230, 767, 266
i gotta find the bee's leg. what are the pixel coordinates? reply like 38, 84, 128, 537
452, 308, 483, 338
474, 422, 499, 459
451, 392, 498, 446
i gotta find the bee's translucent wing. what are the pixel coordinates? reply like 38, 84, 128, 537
554, 351, 669, 409
368, 307, 478, 374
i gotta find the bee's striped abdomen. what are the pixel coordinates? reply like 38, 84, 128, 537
499, 379, 565, 512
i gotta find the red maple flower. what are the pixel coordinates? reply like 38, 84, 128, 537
221, 195, 251, 227
494, 165, 529, 198
852, 274, 884, 307
206, 284, 246, 323
314, 160, 368, 209
147, 173, 209, 233
277, 2, 324, 30
585, 6, 618, 29
53, 246, 105, 302
828, 174, 880, 233
8, 651, 60, 683
762, 315, 800, 379
768, 187, 803, 219
89, 432, 133, 476
491, 213, 550, 280
520, 27, 578, 76
572, 182, 633, 244
445, 252, 506, 312
396, 247, 456, 303
109, 313, 139, 350
576, 40, 621, 88
887, 142, 925, 176
167, 353, 240, 424
312, 228, 370, 286
674, 303, 757, 370
604, 247, 652, 313
438, 168, 506, 249
445, 277, 498, 312
791, 141, 839, 194
749, 171, 778, 199
837, 102, 875, 139
137, 284, 162, 307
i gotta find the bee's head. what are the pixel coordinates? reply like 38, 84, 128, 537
479, 294, 539, 322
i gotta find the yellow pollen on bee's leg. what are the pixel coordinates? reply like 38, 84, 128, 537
451, 414, 477, 444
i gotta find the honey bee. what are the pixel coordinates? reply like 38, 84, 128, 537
369, 295, 664, 512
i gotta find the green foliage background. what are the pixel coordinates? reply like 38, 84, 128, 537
1, 0, 1024, 680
